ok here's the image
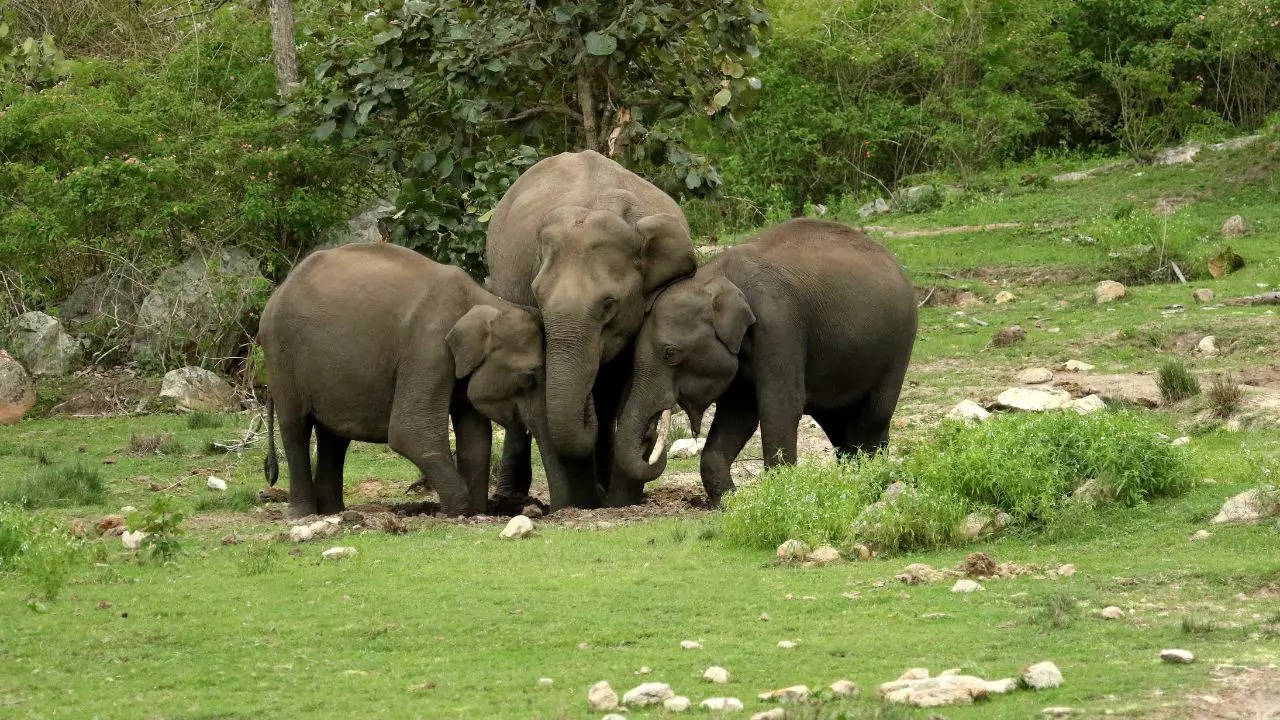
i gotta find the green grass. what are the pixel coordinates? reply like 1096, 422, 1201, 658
0, 463, 105, 509
1159, 358, 1202, 404
186, 411, 225, 430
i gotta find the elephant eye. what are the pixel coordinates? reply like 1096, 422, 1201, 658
517, 371, 537, 392
662, 344, 682, 366
598, 296, 618, 321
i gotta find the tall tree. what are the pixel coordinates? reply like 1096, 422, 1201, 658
267, 0, 299, 95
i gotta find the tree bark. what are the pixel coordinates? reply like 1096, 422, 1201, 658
575, 61, 601, 151
268, 0, 300, 96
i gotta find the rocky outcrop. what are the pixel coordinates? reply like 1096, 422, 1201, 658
0, 350, 36, 425
158, 366, 238, 412
8, 311, 82, 377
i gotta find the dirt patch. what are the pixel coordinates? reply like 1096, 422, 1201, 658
1055, 373, 1162, 408
1158, 665, 1280, 720
1238, 364, 1280, 388
961, 265, 1093, 286
915, 286, 984, 308
39, 369, 161, 417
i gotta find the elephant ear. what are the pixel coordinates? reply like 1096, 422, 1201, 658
706, 276, 755, 354
446, 305, 502, 379
636, 213, 696, 294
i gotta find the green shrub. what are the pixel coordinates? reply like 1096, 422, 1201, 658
186, 411, 224, 430
1206, 376, 1243, 418
193, 484, 258, 513
0, 463, 105, 509
0, 505, 84, 601
722, 411, 1190, 553
126, 495, 185, 561
1159, 359, 1202, 404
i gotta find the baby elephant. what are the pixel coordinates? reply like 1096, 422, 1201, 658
260, 243, 579, 518
614, 218, 917, 505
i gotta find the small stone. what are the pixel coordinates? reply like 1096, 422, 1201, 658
700, 697, 744, 712
1016, 367, 1054, 384
702, 666, 731, 684
307, 519, 333, 538
537, 677, 553, 688
808, 545, 841, 563
1095, 280, 1127, 304
1193, 288, 1215, 304
1190, 529, 1211, 541
681, 640, 703, 650
602, 715, 627, 720
289, 524, 314, 543
159, 366, 237, 412
830, 679, 858, 697
1060, 359, 1095, 372
951, 579, 983, 593
758, 613, 769, 621
989, 325, 1026, 347
777, 640, 796, 649
993, 511, 1013, 529
1056, 564, 1077, 577
321, 546, 356, 560
664, 696, 691, 712
994, 290, 1016, 304
206, 476, 227, 491
1022, 661, 1064, 690
1100, 606, 1125, 620
622, 682, 674, 707
775, 538, 810, 563
1067, 394, 1106, 415
499, 515, 534, 539
635, 666, 651, 674
758, 685, 810, 704
945, 399, 991, 422
588, 680, 617, 710
959, 513, 991, 541
1161, 648, 1195, 664
996, 386, 1072, 412
1220, 215, 1247, 237
1172, 436, 1191, 447
852, 543, 873, 561
985, 678, 1017, 694
121, 530, 147, 550
897, 563, 944, 584
750, 710, 785, 720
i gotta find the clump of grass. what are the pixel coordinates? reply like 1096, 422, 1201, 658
0, 504, 84, 601
722, 411, 1191, 553
20, 445, 52, 466
670, 524, 688, 543
1158, 358, 1201, 404
1034, 591, 1078, 629
0, 464, 105, 509
238, 541, 282, 577
194, 484, 258, 512
1181, 615, 1219, 635
129, 432, 183, 456
186, 411, 224, 430
1206, 375, 1243, 418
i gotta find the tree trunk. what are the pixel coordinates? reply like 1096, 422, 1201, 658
575, 63, 601, 152
268, 0, 299, 96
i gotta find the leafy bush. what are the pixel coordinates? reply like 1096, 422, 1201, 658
722, 411, 1190, 552
126, 495, 185, 561
0, 463, 105, 509
0, 504, 84, 601
1159, 359, 1202, 404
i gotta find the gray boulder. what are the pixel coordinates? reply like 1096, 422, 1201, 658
59, 271, 145, 333
159, 366, 239, 412
0, 350, 36, 425
320, 196, 397, 248
131, 248, 266, 368
892, 184, 945, 213
8, 311, 82, 376
857, 198, 891, 219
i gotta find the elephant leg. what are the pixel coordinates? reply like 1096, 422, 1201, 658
277, 407, 317, 518
593, 351, 630, 490
810, 409, 851, 460
451, 401, 493, 515
491, 430, 534, 514
389, 380, 475, 517
700, 381, 759, 507
313, 425, 349, 515
753, 341, 805, 469
840, 370, 906, 457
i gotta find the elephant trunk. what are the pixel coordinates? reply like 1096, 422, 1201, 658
544, 321, 601, 459
614, 370, 673, 485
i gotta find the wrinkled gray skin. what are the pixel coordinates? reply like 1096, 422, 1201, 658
260, 243, 570, 518
615, 219, 918, 505
486, 150, 696, 507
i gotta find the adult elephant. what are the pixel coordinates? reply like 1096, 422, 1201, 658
486, 150, 696, 508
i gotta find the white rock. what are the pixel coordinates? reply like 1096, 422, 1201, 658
858, 197, 891, 218
121, 530, 147, 550
1100, 606, 1125, 620
997, 387, 1072, 411
881, 675, 990, 707
1056, 563, 1077, 577
700, 697, 744, 712
704, 666, 730, 684
898, 668, 930, 682
324, 515, 341, 526
1022, 661, 1064, 690
808, 545, 841, 563
1154, 141, 1201, 166
946, 399, 990, 422
951, 579, 983, 593
984, 678, 1017, 694
939, 668, 961, 676
307, 519, 333, 538
1220, 215, 1248, 237
1211, 489, 1273, 524
1192, 288, 1215, 304
994, 290, 1016, 304
537, 677, 553, 688
1059, 360, 1095, 372
1016, 367, 1054, 384
750, 710, 785, 720
206, 476, 228, 491
588, 681, 619, 711
622, 682, 675, 706
602, 715, 627, 720
289, 524, 314, 542
758, 685, 810, 703
159, 366, 237, 412
1190, 529, 1212, 541
1197, 336, 1217, 355
775, 539, 810, 562
8, 311, 83, 377
681, 640, 703, 650
321, 546, 356, 560
1067, 394, 1106, 415
636, 666, 651, 675
1094, 280, 1127, 304
1171, 436, 1191, 447
669, 437, 707, 459
120, 506, 137, 513
664, 696, 691, 712
777, 640, 797, 649
1161, 648, 1195, 664
500, 515, 534, 539
830, 679, 858, 697
959, 512, 990, 541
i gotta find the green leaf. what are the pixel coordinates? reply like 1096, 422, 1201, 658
584, 32, 617, 56
314, 60, 333, 81
437, 155, 454, 179
356, 99, 376, 125
313, 120, 336, 141
478, 208, 494, 223
712, 88, 732, 109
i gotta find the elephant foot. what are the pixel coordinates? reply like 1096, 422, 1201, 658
488, 493, 547, 517
287, 500, 318, 519
603, 482, 645, 508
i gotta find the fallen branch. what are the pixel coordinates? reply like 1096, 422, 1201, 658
211, 412, 266, 452
917, 287, 936, 308
1223, 291, 1280, 306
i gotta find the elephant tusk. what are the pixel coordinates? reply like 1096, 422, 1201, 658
647, 409, 672, 465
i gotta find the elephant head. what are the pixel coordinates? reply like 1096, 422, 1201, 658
531, 189, 695, 457
615, 276, 755, 482
447, 304, 552, 444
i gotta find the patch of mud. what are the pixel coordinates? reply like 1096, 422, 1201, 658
42, 369, 161, 417
959, 265, 1092, 286
1055, 373, 1161, 408
1158, 665, 1280, 720
1239, 364, 1280, 387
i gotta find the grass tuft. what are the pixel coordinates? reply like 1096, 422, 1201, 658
129, 433, 183, 456
1158, 358, 1201, 404
0, 464, 105, 509
1034, 591, 1078, 629
1181, 615, 1219, 635
20, 446, 52, 466
186, 412, 225, 430
193, 484, 258, 513
1206, 375, 1243, 418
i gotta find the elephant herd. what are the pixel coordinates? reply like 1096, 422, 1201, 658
260, 150, 917, 518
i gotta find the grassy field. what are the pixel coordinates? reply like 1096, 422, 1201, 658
2, 137, 1279, 718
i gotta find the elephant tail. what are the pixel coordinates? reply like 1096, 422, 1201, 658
263, 396, 279, 487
